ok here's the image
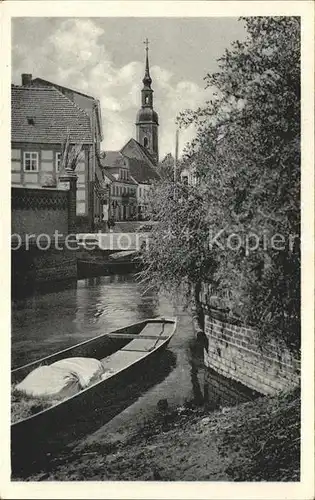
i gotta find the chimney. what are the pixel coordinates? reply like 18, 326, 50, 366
21, 74, 32, 86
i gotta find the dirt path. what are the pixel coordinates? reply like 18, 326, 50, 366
18, 387, 299, 482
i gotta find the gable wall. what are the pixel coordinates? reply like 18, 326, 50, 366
121, 141, 154, 166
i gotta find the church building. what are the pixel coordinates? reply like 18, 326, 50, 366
101, 39, 160, 221
134, 38, 159, 165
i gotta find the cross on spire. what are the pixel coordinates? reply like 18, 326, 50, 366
143, 38, 150, 51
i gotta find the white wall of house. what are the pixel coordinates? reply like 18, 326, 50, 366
11, 145, 88, 216
75, 151, 87, 216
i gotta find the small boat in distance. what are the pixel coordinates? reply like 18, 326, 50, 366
11, 317, 177, 474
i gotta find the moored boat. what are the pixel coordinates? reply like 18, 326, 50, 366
11, 317, 177, 474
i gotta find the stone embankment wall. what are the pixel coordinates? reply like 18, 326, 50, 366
200, 286, 300, 396
12, 187, 69, 237
11, 187, 77, 287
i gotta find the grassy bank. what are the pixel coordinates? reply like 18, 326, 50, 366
20, 386, 300, 482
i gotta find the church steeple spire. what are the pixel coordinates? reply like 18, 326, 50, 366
135, 38, 159, 164
142, 38, 152, 88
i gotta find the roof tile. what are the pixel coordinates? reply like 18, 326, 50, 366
11, 86, 92, 144
128, 157, 160, 184
101, 151, 126, 168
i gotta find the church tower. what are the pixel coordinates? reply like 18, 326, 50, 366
136, 39, 159, 165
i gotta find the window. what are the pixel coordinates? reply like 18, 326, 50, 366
23, 152, 39, 171
145, 96, 149, 104
121, 169, 128, 180
143, 137, 148, 148
56, 152, 62, 171
182, 176, 189, 185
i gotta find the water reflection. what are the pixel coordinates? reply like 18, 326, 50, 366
11, 273, 161, 368
11, 272, 260, 473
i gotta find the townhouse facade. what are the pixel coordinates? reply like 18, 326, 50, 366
100, 151, 138, 221
11, 75, 105, 231
127, 156, 160, 219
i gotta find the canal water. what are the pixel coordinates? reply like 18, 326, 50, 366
12, 272, 258, 452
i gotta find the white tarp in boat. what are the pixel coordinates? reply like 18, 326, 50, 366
51, 357, 104, 388
15, 357, 104, 399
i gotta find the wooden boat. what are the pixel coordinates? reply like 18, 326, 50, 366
76, 255, 141, 277
11, 317, 177, 473
108, 250, 139, 261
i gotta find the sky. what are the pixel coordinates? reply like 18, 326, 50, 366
12, 17, 247, 159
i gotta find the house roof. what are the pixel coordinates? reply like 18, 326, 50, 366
101, 151, 153, 185
101, 151, 126, 169
137, 141, 157, 165
29, 77, 104, 141
128, 157, 160, 184
121, 138, 156, 167
11, 86, 93, 144
102, 169, 116, 182
30, 77, 95, 100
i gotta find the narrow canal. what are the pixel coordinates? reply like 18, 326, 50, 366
12, 272, 258, 455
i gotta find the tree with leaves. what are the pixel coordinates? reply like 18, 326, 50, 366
156, 153, 175, 181
141, 17, 300, 349
157, 153, 186, 182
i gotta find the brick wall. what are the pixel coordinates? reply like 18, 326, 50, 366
204, 367, 260, 409
202, 306, 300, 396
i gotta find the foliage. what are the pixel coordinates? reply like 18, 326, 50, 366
141, 17, 300, 349
11, 387, 58, 423
157, 153, 175, 181
157, 153, 185, 182
140, 180, 217, 299
219, 386, 300, 481
60, 130, 85, 171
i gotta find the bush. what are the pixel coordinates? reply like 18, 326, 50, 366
141, 17, 300, 350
